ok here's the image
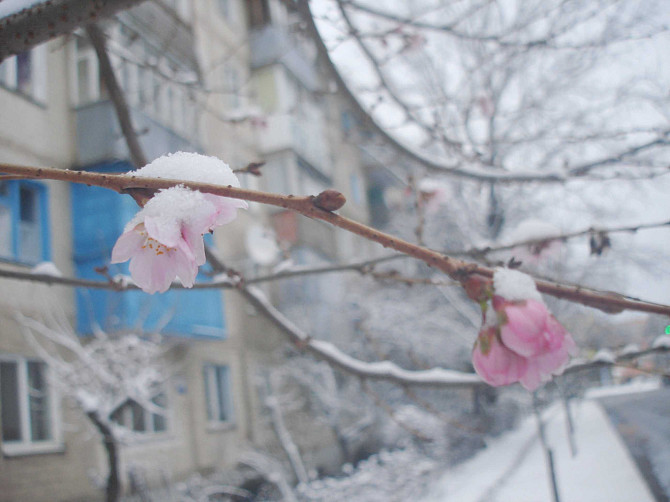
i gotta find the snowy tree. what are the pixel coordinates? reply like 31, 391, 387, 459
17, 312, 167, 502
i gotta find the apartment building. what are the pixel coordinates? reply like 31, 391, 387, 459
0, 0, 375, 499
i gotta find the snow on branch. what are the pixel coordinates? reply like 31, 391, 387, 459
240, 284, 482, 388
565, 339, 670, 376
16, 312, 167, 420
2, 162, 669, 316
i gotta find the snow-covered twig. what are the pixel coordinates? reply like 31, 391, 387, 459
241, 284, 483, 388
565, 340, 670, 376
264, 373, 310, 485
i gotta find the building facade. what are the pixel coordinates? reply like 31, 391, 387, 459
0, 1, 374, 500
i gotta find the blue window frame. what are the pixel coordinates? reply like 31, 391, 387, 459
0, 180, 50, 264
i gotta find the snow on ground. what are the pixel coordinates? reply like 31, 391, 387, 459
584, 378, 661, 399
422, 394, 655, 502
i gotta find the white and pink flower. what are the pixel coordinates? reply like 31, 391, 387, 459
471, 268, 577, 391
111, 153, 247, 294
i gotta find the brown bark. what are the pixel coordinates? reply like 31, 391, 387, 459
0, 0, 147, 61
86, 411, 120, 502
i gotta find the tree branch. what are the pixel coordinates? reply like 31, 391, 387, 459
86, 23, 148, 168
1, 163, 669, 316
0, 0, 147, 61
296, 0, 567, 183
239, 283, 483, 388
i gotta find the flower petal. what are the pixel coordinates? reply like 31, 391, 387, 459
204, 194, 248, 227
129, 248, 174, 294
174, 253, 197, 288
181, 227, 206, 266
150, 254, 178, 293
111, 226, 145, 264
500, 300, 549, 357
472, 328, 529, 387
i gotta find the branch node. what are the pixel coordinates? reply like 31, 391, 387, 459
313, 189, 346, 211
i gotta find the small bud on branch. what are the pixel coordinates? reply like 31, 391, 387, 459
312, 189, 347, 211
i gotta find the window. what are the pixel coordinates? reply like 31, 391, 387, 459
110, 392, 168, 434
224, 67, 241, 109
0, 180, 50, 264
0, 45, 47, 102
203, 364, 234, 423
0, 357, 60, 455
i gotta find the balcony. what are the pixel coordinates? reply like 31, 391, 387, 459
119, 1, 198, 73
256, 112, 331, 179
249, 25, 318, 92
75, 100, 198, 167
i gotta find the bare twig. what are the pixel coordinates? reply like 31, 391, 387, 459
86, 23, 148, 169
233, 161, 265, 177
265, 373, 310, 485
239, 283, 483, 388
456, 219, 670, 258
565, 343, 670, 375
0, 266, 237, 291
296, 0, 567, 183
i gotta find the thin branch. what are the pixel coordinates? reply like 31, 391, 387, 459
336, 0, 540, 44
239, 284, 483, 388
0, 266, 237, 290
265, 373, 310, 485
457, 219, 670, 257
86, 23, 147, 168
303, 1, 670, 181
336, 0, 459, 152
233, 162, 265, 177
1, 163, 669, 316
296, 0, 567, 184
569, 132, 670, 176
565, 343, 670, 376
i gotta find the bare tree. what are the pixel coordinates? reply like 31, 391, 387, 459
301, 0, 670, 180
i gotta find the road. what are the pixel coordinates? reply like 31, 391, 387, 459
598, 387, 670, 502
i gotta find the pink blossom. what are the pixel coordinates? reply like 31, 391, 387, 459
111, 185, 243, 294
471, 269, 577, 391
110, 153, 248, 293
472, 327, 528, 387
495, 297, 554, 357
